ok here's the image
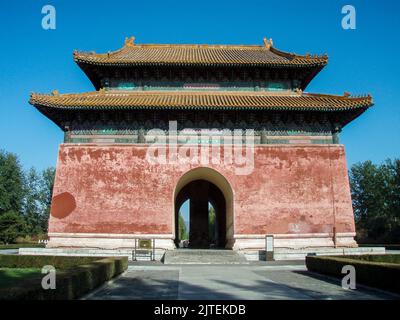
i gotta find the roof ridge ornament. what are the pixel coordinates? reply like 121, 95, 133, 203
263, 37, 273, 49
125, 36, 135, 47
294, 88, 303, 95
52, 89, 59, 96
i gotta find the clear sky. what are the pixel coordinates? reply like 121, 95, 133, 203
0, 0, 399, 172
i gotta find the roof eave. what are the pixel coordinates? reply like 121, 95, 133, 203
74, 56, 327, 68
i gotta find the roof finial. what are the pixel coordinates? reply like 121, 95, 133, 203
125, 36, 135, 47
263, 37, 273, 49
294, 88, 303, 95
52, 89, 59, 96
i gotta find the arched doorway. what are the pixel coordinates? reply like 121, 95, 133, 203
174, 168, 234, 249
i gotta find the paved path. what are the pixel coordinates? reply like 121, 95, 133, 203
84, 263, 399, 300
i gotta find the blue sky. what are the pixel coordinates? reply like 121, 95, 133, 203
0, 0, 399, 172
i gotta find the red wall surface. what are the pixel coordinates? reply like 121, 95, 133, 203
49, 144, 355, 237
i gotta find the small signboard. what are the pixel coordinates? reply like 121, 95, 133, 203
265, 235, 274, 261
133, 238, 155, 261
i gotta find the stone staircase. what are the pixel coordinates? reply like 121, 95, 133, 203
163, 249, 249, 265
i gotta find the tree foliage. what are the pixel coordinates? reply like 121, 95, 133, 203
0, 149, 55, 244
22, 167, 56, 235
0, 211, 26, 244
209, 206, 216, 243
0, 150, 24, 215
178, 212, 188, 240
350, 159, 400, 243
40, 167, 56, 231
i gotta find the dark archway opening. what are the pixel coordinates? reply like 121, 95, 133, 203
175, 179, 226, 249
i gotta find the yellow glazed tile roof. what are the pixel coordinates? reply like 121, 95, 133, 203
30, 90, 372, 111
73, 38, 328, 67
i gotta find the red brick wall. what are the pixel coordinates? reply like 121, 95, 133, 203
49, 144, 355, 237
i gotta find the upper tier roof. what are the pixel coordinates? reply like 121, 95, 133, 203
73, 37, 328, 67
30, 90, 372, 112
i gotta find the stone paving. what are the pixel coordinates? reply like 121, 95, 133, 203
164, 249, 249, 264
84, 262, 399, 300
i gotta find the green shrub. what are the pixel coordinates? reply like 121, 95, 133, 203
344, 254, 400, 264
0, 255, 128, 300
15, 236, 33, 244
306, 255, 400, 294
0, 211, 26, 244
0, 243, 46, 250
0, 255, 100, 269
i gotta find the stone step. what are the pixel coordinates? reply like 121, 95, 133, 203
163, 249, 249, 264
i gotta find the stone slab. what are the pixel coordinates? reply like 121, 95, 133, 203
163, 249, 249, 264
18, 247, 166, 261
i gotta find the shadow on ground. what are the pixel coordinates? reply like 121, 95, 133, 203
85, 267, 398, 300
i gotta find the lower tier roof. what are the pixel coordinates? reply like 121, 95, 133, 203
29, 90, 372, 112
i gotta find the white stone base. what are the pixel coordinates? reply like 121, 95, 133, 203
241, 246, 386, 261
47, 232, 357, 252
232, 232, 358, 251
23, 232, 384, 261
232, 232, 386, 260
46, 232, 176, 250
19, 247, 166, 261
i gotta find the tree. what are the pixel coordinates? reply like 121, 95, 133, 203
0, 150, 25, 215
22, 167, 42, 235
0, 150, 26, 243
22, 166, 56, 235
209, 206, 216, 243
0, 149, 55, 242
350, 159, 400, 243
0, 211, 26, 244
178, 212, 188, 240
38, 167, 56, 232
382, 159, 400, 241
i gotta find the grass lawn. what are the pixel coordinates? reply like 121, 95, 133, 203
0, 255, 128, 299
0, 268, 42, 289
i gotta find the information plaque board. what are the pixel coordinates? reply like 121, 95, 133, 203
133, 238, 155, 261
265, 235, 274, 261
